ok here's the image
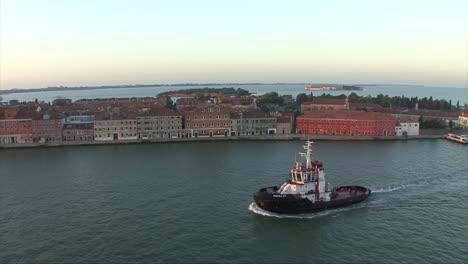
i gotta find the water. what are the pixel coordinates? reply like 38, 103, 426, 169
1, 84, 467, 104
0, 140, 467, 263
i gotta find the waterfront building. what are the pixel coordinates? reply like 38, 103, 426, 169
230, 110, 277, 136
296, 110, 396, 136
94, 114, 138, 141
275, 113, 295, 134
457, 114, 468, 130
62, 115, 95, 142
32, 113, 63, 143
395, 120, 420, 136
136, 108, 184, 139
184, 104, 230, 137
0, 108, 33, 144
62, 123, 94, 142
301, 98, 347, 113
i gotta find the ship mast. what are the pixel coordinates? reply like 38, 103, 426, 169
305, 140, 313, 169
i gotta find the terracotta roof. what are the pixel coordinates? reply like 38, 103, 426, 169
138, 107, 181, 117
277, 116, 293, 123
230, 110, 273, 119
405, 110, 459, 118
303, 98, 346, 105
176, 98, 200, 105
298, 110, 396, 121
349, 103, 383, 109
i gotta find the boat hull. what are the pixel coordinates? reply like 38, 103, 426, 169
253, 186, 371, 214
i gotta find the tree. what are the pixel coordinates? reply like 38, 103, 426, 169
196, 93, 209, 101
166, 97, 176, 110
296, 93, 309, 105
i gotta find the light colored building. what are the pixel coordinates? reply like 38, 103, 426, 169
230, 110, 277, 136
137, 108, 184, 139
395, 120, 420, 136
457, 114, 468, 130
276, 114, 295, 134
94, 118, 138, 141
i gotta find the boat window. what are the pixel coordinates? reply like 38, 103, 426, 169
295, 172, 302, 182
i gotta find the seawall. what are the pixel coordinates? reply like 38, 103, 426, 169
0, 134, 443, 149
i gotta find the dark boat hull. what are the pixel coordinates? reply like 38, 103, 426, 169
253, 186, 371, 214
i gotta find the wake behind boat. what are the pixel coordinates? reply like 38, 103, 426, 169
253, 141, 371, 214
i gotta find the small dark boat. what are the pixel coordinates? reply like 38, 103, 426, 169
253, 141, 371, 214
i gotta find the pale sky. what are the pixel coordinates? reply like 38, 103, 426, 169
1, 0, 467, 89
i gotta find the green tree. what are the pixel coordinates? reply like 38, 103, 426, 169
296, 93, 309, 105
166, 97, 176, 110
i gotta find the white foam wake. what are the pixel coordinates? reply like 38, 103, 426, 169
248, 203, 362, 219
372, 183, 420, 193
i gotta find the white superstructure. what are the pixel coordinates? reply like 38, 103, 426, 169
278, 141, 332, 202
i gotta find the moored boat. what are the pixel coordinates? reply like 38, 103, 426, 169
444, 133, 468, 144
253, 141, 371, 214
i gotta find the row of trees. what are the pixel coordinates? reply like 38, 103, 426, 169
294, 92, 463, 111
346, 92, 460, 111
418, 116, 448, 129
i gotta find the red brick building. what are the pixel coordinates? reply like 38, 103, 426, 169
184, 104, 230, 137
32, 117, 63, 143
62, 123, 94, 141
176, 98, 201, 112
296, 110, 396, 137
28, 108, 64, 143
0, 108, 33, 144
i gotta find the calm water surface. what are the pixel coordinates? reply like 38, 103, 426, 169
0, 140, 467, 263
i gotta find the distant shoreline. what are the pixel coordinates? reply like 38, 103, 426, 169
0, 83, 306, 95
0, 83, 374, 95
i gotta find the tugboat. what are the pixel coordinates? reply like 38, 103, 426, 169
253, 141, 371, 214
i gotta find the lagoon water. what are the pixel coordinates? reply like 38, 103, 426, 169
2, 84, 467, 105
0, 140, 467, 263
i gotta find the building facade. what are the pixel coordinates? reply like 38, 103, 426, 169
230, 111, 277, 136
457, 114, 468, 130
0, 119, 33, 144
0, 108, 33, 144
184, 104, 230, 137
62, 115, 95, 142
95, 118, 138, 141
276, 114, 295, 134
395, 120, 420, 136
296, 110, 396, 137
32, 117, 63, 143
136, 108, 183, 139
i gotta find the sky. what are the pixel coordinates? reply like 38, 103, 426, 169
0, 0, 467, 89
